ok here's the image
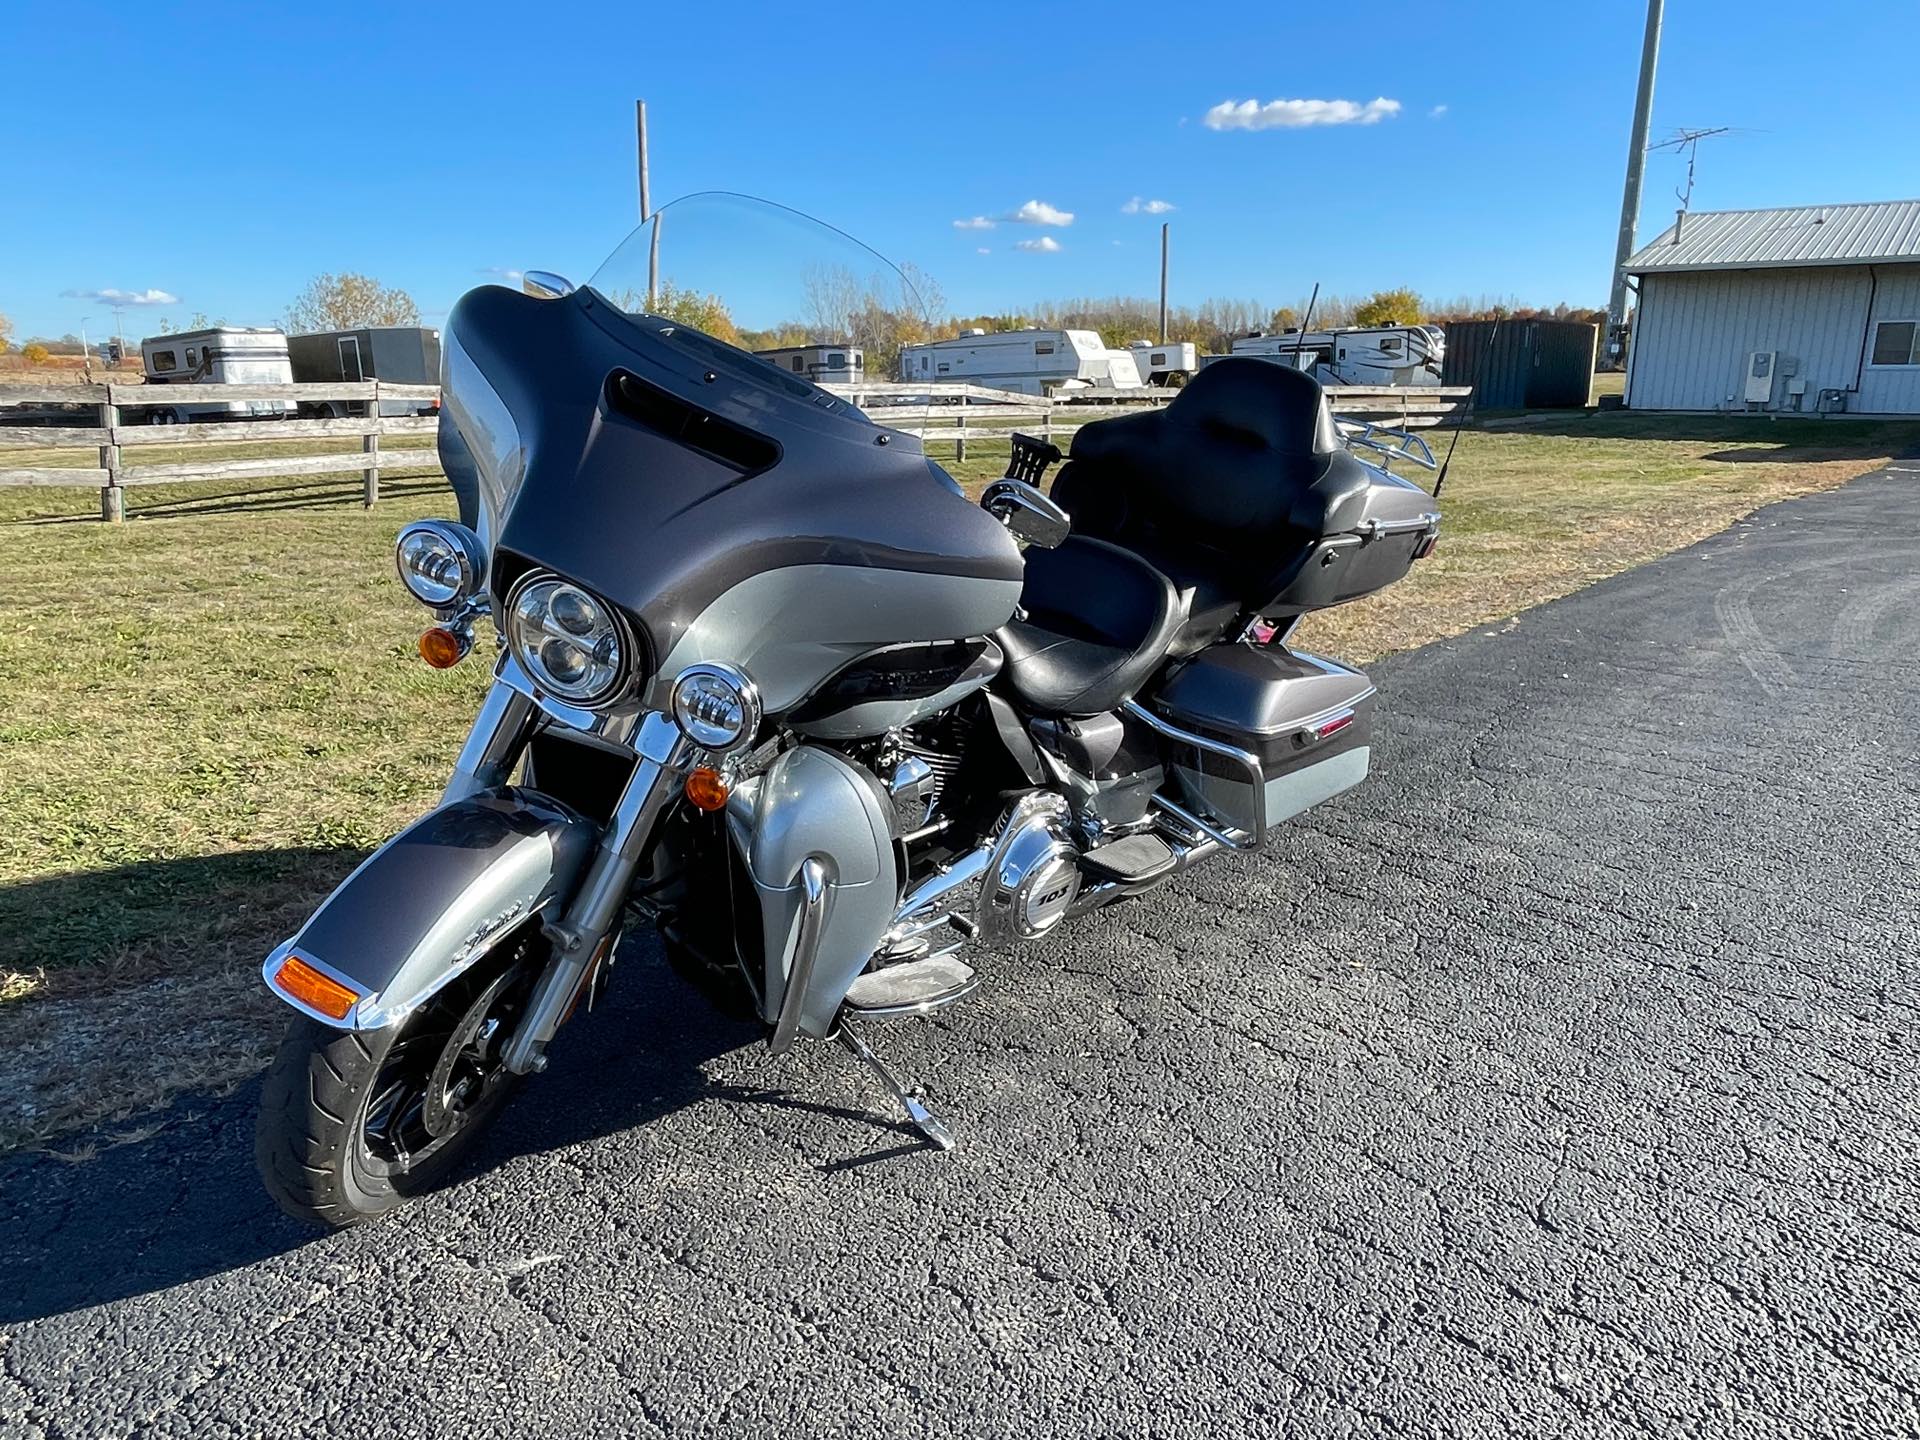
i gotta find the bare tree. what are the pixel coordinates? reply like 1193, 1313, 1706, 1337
284, 273, 421, 333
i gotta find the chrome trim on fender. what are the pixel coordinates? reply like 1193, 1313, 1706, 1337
769, 857, 834, 1055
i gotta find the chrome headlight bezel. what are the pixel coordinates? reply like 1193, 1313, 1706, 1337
503, 570, 635, 709
395, 520, 487, 608
670, 662, 762, 752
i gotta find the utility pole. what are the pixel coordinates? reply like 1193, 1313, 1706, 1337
1158, 223, 1170, 343
1607, 0, 1664, 365
637, 99, 659, 305
635, 99, 652, 223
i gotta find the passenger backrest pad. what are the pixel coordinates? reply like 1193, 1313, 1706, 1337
1050, 358, 1342, 606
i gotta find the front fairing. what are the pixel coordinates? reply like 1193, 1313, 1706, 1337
440, 282, 1021, 706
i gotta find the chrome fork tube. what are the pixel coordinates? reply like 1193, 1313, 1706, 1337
442, 680, 537, 805
502, 712, 694, 1075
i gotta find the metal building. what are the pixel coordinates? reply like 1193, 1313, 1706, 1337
1441, 320, 1597, 409
1623, 199, 1920, 413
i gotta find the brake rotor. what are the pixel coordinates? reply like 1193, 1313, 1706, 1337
422, 970, 516, 1137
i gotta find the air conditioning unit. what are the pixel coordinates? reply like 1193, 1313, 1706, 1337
1744, 350, 1777, 404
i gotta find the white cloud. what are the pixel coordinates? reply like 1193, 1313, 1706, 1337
1005, 199, 1074, 227
1429, 104, 1449, 119
1015, 236, 1062, 254
952, 216, 996, 230
1203, 96, 1401, 131
480, 266, 525, 282
61, 286, 178, 306
1121, 197, 1176, 215
975, 247, 992, 255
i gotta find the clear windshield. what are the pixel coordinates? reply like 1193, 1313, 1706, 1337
587, 192, 937, 396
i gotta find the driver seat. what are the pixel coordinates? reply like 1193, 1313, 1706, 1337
994, 535, 1181, 717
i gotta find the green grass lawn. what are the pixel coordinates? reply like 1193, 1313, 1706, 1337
2, 412, 1915, 1150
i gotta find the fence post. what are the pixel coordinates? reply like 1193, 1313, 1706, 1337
955, 397, 967, 464
97, 390, 123, 523
362, 383, 381, 507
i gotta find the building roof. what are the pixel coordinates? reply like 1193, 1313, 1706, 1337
1625, 200, 1920, 275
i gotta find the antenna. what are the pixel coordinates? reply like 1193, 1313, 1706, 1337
1649, 125, 1732, 212
1291, 282, 1320, 371
1432, 316, 1499, 500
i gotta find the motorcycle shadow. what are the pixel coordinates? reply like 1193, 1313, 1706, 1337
0, 936, 914, 1324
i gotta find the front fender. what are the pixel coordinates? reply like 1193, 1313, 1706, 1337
263, 787, 597, 1029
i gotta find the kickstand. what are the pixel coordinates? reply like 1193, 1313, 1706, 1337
834, 1018, 955, 1151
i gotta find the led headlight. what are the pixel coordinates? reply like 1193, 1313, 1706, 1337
395, 520, 486, 607
671, 663, 761, 752
505, 572, 631, 707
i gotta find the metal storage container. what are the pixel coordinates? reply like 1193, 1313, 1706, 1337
1442, 319, 1598, 409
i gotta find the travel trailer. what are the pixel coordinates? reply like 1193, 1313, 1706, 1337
137, 327, 296, 423
288, 326, 442, 416
898, 329, 1143, 395
1128, 339, 1200, 387
1228, 325, 1446, 387
754, 345, 865, 385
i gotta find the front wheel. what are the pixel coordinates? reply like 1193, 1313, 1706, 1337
254, 941, 540, 1227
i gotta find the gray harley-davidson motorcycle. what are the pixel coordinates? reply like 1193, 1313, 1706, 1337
255, 193, 1442, 1226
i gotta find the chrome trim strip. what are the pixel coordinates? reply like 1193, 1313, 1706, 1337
1361, 511, 1443, 539
770, 857, 833, 1055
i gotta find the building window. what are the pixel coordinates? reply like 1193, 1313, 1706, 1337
828, 353, 846, 367
790, 356, 804, 372
1034, 343, 1055, 356
150, 350, 177, 373
1870, 320, 1919, 366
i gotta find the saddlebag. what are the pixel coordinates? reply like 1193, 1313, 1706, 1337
1149, 643, 1375, 838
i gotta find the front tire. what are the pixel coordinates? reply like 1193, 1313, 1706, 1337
255, 945, 538, 1227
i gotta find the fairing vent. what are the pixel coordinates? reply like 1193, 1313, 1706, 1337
604, 370, 781, 475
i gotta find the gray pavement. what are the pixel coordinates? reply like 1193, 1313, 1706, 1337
4, 464, 1919, 1439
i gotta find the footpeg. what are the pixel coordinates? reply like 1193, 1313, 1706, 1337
1077, 832, 1177, 886
844, 954, 977, 1017
835, 1019, 955, 1150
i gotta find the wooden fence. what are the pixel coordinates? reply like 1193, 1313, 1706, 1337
0, 380, 441, 521
1, 376, 1471, 520
824, 381, 1474, 460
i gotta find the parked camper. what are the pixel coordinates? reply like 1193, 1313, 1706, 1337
137, 327, 296, 424
754, 345, 865, 385
1127, 339, 1199, 387
1228, 325, 1446, 387
898, 328, 1143, 395
287, 326, 441, 416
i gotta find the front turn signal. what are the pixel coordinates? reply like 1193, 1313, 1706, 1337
684, 766, 731, 812
272, 954, 361, 1020
418, 626, 471, 669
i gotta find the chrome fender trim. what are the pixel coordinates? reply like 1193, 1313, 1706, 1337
725, 745, 897, 1043
262, 788, 598, 1030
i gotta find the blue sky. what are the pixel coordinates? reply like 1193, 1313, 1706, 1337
5, 0, 1917, 340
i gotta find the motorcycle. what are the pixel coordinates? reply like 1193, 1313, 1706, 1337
254, 193, 1443, 1226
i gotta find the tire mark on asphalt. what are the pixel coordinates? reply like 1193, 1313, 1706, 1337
1713, 571, 1798, 697
1829, 575, 1920, 657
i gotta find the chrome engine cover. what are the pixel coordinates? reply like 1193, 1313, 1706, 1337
977, 792, 1082, 945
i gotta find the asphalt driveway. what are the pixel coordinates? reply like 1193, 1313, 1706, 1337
4, 464, 1918, 1439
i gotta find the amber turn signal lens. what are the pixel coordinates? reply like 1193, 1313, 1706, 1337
418, 626, 470, 669
272, 954, 360, 1020
684, 766, 731, 812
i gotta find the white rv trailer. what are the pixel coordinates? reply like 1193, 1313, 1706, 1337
1127, 339, 1200, 387
137, 327, 296, 424
754, 345, 865, 385
1227, 325, 1446, 387
898, 328, 1143, 396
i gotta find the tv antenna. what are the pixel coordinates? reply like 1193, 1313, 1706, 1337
1649, 126, 1731, 212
